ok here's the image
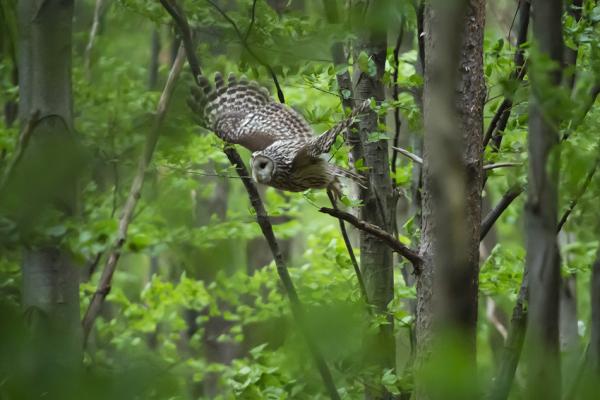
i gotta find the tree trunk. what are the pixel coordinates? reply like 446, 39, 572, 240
416, 0, 485, 398
16, 0, 81, 371
350, 3, 395, 398
524, 1, 563, 399
591, 248, 600, 373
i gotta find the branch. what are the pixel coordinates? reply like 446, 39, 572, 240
326, 190, 370, 307
225, 148, 341, 400
81, 45, 186, 345
480, 185, 524, 241
482, 0, 530, 150
393, 147, 520, 172
205, 0, 285, 103
392, 146, 423, 165
488, 269, 529, 400
563, 84, 600, 141
159, 0, 202, 81
322, 0, 354, 111
319, 207, 423, 272
0, 110, 40, 190
243, 0, 258, 42
161, 3, 339, 398
483, 162, 522, 171
391, 24, 405, 182
84, 0, 108, 78
557, 157, 599, 233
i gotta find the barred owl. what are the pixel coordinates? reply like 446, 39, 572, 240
188, 73, 367, 196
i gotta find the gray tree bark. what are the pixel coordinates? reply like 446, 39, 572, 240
416, 0, 485, 398
350, 2, 395, 398
524, 1, 563, 399
16, 0, 81, 368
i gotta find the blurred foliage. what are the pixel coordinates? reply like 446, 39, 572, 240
1, 0, 600, 399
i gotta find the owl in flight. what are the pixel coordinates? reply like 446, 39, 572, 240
188, 73, 368, 197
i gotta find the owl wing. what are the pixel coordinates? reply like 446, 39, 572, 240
294, 99, 371, 160
188, 73, 313, 152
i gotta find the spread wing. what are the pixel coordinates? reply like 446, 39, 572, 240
188, 73, 313, 152
295, 99, 371, 160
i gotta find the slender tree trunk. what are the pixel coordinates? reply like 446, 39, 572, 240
591, 248, 600, 373
16, 0, 81, 370
524, 1, 563, 399
350, 3, 394, 398
416, 0, 485, 398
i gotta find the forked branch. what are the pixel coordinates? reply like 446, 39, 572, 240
320, 207, 423, 272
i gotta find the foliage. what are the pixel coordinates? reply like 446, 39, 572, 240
1, 0, 600, 399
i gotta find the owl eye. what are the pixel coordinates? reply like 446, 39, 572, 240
259, 161, 268, 169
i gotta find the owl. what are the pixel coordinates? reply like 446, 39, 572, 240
188, 72, 367, 196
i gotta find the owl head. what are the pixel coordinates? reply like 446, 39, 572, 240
251, 153, 276, 184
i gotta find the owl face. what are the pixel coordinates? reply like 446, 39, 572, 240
251, 154, 276, 184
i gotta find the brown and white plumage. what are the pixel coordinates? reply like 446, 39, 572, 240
188, 72, 369, 195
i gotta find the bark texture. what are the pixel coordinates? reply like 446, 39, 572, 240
524, 1, 563, 398
416, 0, 485, 397
349, 3, 395, 398
16, 0, 81, 365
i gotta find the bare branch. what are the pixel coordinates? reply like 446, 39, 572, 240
224, 148, 341, 400
205, 0, 285, 103
244, 0, 258, 42
482, 0, 530, 149
326, 190, 370, 307
0, 110, 40, 190
557, 157, 599, 233
392, 146, 423, 165
480, 185, 524, 241
81, 45, 187, 345
489, 269, 529, 400
483, 162, 522, 171
160, 3, 339, 398
159, 0, 202, 81
391, 24, 405, 181
394, 151, 521, 172
319, 207, 423, 272
84, 0, 109, 78
322, 0, 354, 111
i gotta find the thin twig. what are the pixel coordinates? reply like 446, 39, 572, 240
480, 186, 524, 241
483, 162, 522, 171
159, 0, 202, 82
557, 157, 599, 233
84, 0, 108, 78
225, 148, 341, 400
0, 110, 40, 190
482, 0, 530, 150
244, 0, 258, 42
319, 207, 423, 272
392, 146, 423, 165
326, 190, 370, 307
205, 0, 285, 103
81, 45, 187, 345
